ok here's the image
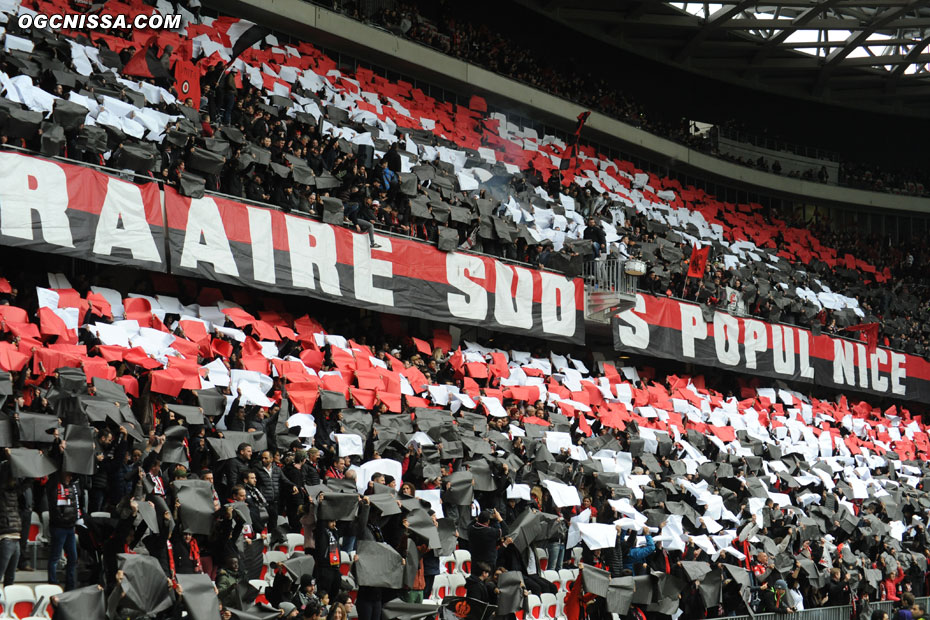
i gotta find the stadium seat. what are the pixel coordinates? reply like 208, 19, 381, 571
427, 573, 447, 602
559, 569, 576, 593
555, 593, 567, 620
26, 513, 42, 569
526, 594, 542, 620
534, 547, 549, 571
447, 573, 466, 597
569, 548, 582, 566
440, 554, 455, 574
339, 551, 352, 576
286, 532, 304, 553
541, 593, 558, 620
260, 550, 287, 582
453, 549, 471, 574
33, 584, 62, 619
542, 569, 560, 591
4, 585, 35, 620
434, 574, 450, 600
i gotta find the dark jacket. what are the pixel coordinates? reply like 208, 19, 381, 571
255, 463, 282, 508
604, 535, 625, 577
464, 575, 490, 603
759, 587, 790, 614
0, 466, 21, 536
467, 520, 504, 568
223, 454, 251, 495
47, 473, 81, 529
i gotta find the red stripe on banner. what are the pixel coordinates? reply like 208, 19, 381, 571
618, 293, 930, 388
1, 152, 163, 225
164, 188, 585, 307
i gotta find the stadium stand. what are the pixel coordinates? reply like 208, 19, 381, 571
353, 0, 930, 197
0, 252, 928, 620
0, 0, 924, 620
0, 0, 925, 358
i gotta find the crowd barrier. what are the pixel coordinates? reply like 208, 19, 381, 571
709, 596, 930, 620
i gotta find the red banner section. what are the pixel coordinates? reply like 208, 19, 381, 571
0, 152, 165, 269
0, 152, 584, 343
614, 294, 930, 403
162, 189, 585, 343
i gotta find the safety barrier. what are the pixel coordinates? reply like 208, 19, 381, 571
582, 258, 638, 295
709, 596, 930, 620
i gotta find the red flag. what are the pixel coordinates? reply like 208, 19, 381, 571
563, 570, 583, 620
687, 244, 710, 279
411, 337, 432, 356
122, 35, 170, 80
844, 322, 880, 356
174, 60, 201, 108
559, 111, 591, 172
448, 347, 464, 374
468, 95, 487, 112
38, 307, 75, 343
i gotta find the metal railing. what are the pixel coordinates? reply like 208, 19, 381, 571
583, 258, 638, 295
708, 592, 927, 620
715, 126, 841, 163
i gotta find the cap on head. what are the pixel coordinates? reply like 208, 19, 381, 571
775, 580, 788, 590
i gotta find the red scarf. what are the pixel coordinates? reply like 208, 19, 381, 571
189, 538, 202, 573
167, 539, 176, 577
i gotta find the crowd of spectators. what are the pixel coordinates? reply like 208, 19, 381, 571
0, 0, 926, 358
320, 0, 930, 197
1, 256, 930, 620
0, 4, 926, 618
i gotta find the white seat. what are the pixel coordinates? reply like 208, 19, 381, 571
439, 554, 455, 574
447, 573, 466, 598
25, 513, 42, 568
558, 569, 574, 592
542, 570, 560, 591
526, 594, 542, 620
540, 593, 558, 620
338, 550, 352, 576
4, 584, 35, 620
261, 550, 287, 582
570, 547, 582, 566
453, 549, 471, 574
432, 574, 450, 600
264, 550, 287, 565
248, 579, 267, 594
285, 532, 304, 552
534, 547, 549, 571
32, 585, 62, 619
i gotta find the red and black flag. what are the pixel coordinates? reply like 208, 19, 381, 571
174, 60, 201, 107
226, 19, 269, 63
440, 597, 495, 620
687, 244, 710, 279
559, 110, 591, 170
122, 35, 171, 80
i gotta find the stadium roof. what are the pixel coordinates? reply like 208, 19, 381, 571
515, 0, 930, 115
